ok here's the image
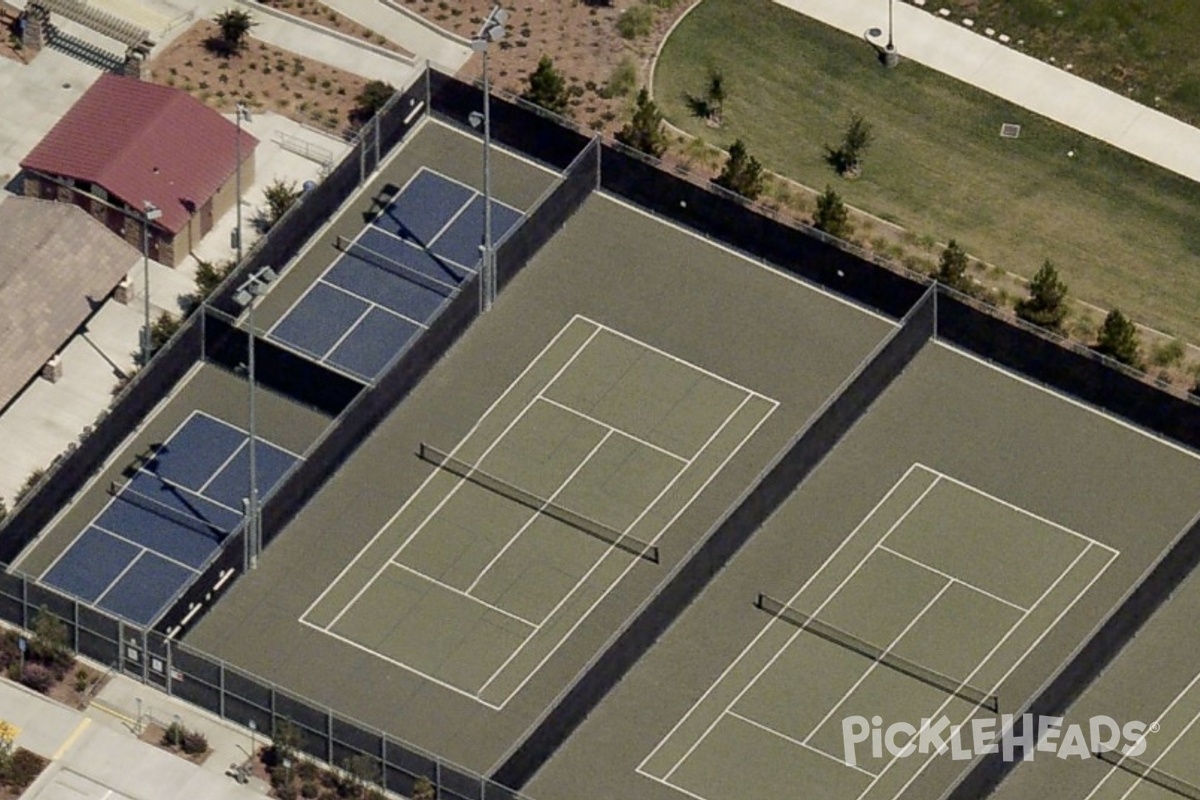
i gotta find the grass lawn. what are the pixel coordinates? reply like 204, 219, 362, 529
653, 0, 1200, 343
937, 0, 1200, 126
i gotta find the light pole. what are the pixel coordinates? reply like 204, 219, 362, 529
234, 103, 251, 263
471, 5, 507, 313
140, 200, 162, 365
884, 0, 899, 68
233, 266, 277, 571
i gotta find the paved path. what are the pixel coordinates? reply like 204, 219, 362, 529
319, 0, 473, 74
0, 670, 272, 800
772, 0, 1200, 184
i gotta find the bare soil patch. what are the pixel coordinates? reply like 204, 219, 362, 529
251, 0, 413, 58
398, 0, 691, 135
146, 20, 372, 138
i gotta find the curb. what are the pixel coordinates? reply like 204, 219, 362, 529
237, 0, 417, 67
378, 0, 472, 47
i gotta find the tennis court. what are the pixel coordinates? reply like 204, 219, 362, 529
638, 462, 1118, 800
300, 314, 778, 708
1085, 669, 1200, 800
39, 411, 300, 626
268, 167, 523, 380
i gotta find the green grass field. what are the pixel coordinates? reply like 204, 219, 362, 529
653, 0, 1200, 342
940, 0, 1200, 126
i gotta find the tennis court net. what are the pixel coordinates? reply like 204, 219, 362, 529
1096, 749, 1200, 800
335, 235, 458, 297
419, 443, 659, 563
756, 593, 1000, 712
109, 479, 232, 540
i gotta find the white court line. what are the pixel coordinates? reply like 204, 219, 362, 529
297, 616, 506, 710
880, 542, 1117, 800
37, 409, 210, 581
386, 562, 538, 628
599, 194, 898, 327
90, 523, 204, 574
1082, 668, 1200, 800
477, 391, 765, 702
636, 769, 721, 800
917, 461, 1120, 555
193, 410, 306, 461
371, 224, 475, 278
195, 439, 248, 496
91, 551, 152, 607
726, 710, 878, 778
805, 580, 954, 743
465, 429, 614, 596
637, 463, 932, 776
583, 315, 779, 402
1115, 708, 1200, 800
299, 317, 599, 624
319, 279, 431, 332
661, 476, 941, 783
877, 545, 1029, 613
538, 395, 690, 463
936, 342, 1200, 463
318, 303, 377, 360
325, 325, 602, 631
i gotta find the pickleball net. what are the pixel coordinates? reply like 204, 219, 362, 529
109, 479, 232, 540
756, 593, 1000, 712
419, 443, 660, 564
1095, 749, 1200, 800
335, 235, 459, 297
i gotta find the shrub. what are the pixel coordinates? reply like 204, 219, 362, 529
603, 56, 638, 98
15, 469, 45, 505
7, 749, 47, 790
1150, 338, 1186, 368
713, 139, 765, 200
73, 669, 89, 693
522, 56, 570, 115
1095, 309, 1141, 366
162, 722, 186, 749
20, 662, 54, 693
616, 4, 654, 39
301, 782, 320, 799
181, 729, 208, 755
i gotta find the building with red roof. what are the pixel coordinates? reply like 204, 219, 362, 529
19, 73, 257, 267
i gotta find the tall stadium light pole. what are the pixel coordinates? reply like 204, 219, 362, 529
235, 103, 252, 263
140, 201, 163, 366
233, 266, 277, 570
471, 5, 508, 313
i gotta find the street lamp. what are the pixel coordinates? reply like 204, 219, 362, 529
233, 266, 277, 570
141, 200, 163, 366
884, 0, 899, 68
234, 103, 252, 263
471, 4, 508, 313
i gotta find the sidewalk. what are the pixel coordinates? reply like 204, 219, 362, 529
772, 0, 1200, 184
0, 671, 270, 800
319, 0, 473, 74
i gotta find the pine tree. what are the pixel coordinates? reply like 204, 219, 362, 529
714, 139, 765, 200
616, 89, 668, 158
1015, 259, 1069, 331
1095, 309, 1140, 366
812, 185, 852, 239
936, 239, 971, 293
523, 56, 570, 115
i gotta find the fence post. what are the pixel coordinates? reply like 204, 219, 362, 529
73, 599, 79, 651
165, 639, 173, 697
374, 114, 381, 172
21, 575, 27, 629
219, 661, 226, 718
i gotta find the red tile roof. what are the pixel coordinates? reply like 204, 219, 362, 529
20, 74, 258, 235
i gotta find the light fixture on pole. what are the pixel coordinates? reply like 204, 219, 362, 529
884, 0, 899, 68
233, 266, 277, 571
234, 103, 252, 263
140, 200, 163, 366
471, 4, 508, 313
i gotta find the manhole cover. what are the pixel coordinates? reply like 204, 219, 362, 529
1000, 123, 1021, 138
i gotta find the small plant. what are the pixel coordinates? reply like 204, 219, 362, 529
616, 4, 654, 39
73, 668, 90, 693
603, 56, 638, 98
150, 311, 182, 352
1015, 259, 1069, 331
713, 139, 765, 200
1095, 309, 1141, 367
15, 469, 45, 505
20, 662, 54, 693
1150, 338, 1186, 368
162, 721, 186, 749
301, 782, 320, 799
181, 729, 208, 755
523, 55, 571, 115
351, 79, 394, 123
825, 111, 873, 177
211, 9, 257, 56
616, 88, 668, 158
936, 240, 973, 294
812, 185, 852, 239
262, 179, 303, 230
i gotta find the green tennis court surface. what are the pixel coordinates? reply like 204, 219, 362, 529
301, 315, 777, 708
638, 463, 1117, 800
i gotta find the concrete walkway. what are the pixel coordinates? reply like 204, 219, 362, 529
772, 0, 1200, 184
0, 670, 272, 800
319, 0, 473, 74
